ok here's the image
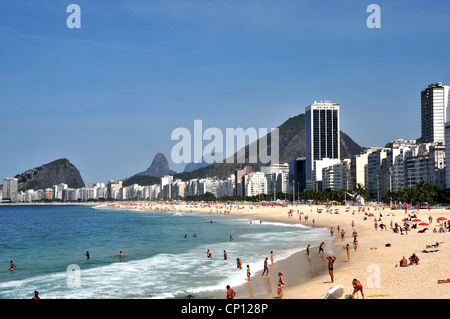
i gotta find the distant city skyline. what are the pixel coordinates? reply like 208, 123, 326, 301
0, 0, 449, 184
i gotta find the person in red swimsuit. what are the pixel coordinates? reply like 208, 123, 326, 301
351, 279, 365, 299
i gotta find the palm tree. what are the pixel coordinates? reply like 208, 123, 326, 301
354, 183, 369, 203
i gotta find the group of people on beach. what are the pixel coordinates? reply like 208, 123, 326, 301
204, 245, 285, 299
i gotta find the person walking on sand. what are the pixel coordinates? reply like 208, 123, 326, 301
226, 285, 236, 299
305, 244, 310, 257
340, 229, 345, 241
351, 279, 365, 299
270, 251, 274, 265
261, 257, 269, 276
346, 243, 350, 261
327, 255, 336, 283
318, 242, 325, 256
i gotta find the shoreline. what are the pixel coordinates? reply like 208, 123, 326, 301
12, 200, 450, 299
105, 201, 450, 299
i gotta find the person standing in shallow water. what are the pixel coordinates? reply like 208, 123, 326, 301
261, 257, 269, 276
318, 242, 324, 256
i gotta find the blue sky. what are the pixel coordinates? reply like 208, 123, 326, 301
0, 0, 449, 184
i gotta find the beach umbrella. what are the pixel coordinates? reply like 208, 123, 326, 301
323, 285, 344, 299
437, 217, 447, 221
419, 222, 429, 226
412, 219, 421, 222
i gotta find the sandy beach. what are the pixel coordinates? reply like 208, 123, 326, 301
106, 201, 450, 299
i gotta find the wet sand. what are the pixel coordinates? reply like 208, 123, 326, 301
234, 241, 345, 299
107, 201, 450, 299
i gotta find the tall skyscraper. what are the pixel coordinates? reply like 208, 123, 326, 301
2, 177, 18, 202
305, 101, 340, 190
421, 82, 450, 143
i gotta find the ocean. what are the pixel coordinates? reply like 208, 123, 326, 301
0, 204, 331, 299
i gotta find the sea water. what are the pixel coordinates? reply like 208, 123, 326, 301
0, 204, 329, 299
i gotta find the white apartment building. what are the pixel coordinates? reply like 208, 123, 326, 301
161, 175, 173, 199
311, 158, 341, 191
244, 172, 268, 197
322, 159, 351, 191
53, 183, 68, 200
421, 82, 450, 144
260, 163, 290, 194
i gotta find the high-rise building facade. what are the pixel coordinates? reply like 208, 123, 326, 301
421, 82, 450, 144
2, 177, 18, 202
305, 101, 340, 190
289, 157, 307, 194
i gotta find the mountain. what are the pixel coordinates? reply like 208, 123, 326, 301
183, 152, 224, 172
139, 152, 171, 178
172, 113, 365, 181
13, 158, 85, 191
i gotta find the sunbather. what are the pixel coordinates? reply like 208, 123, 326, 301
409, 253, 419, 265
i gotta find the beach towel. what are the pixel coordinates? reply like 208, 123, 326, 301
422, 249, 439, 253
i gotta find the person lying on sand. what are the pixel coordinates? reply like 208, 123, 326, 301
426, 242, 439, 248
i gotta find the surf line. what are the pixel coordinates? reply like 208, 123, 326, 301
181, 303, 215, 317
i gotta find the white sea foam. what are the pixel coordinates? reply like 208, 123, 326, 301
0, 207, 331, 299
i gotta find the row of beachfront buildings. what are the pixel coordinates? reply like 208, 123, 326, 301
1, 138, 445, 203
2, 82, 449, 203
